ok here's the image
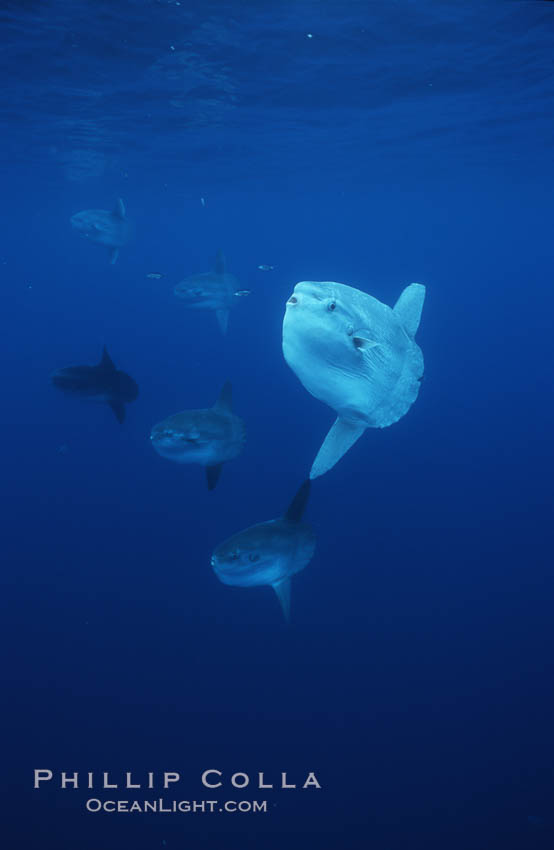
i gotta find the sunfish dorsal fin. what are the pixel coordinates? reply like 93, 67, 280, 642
213, 381, 232, 413
272, 578, 291, 623
114, 198, 125, 219
215, 308, 229, 335
214, 250, 226, 276
99, 346, 116, 373
284, 479, 311, 522
310, 418, 366, 480
393, 283, 425, 338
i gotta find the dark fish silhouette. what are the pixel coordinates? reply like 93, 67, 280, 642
51, 346, 138, 423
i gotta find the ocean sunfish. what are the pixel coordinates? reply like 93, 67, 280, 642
174, 250, 250, 335
282, 280, 425, 478
51, 345, 139, 423
150, 382, 245, 490
70, 198, 132, 264
211, 480, 315, 621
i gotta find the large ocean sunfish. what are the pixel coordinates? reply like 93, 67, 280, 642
150, 382, 245, 490
211, 480, 315, 622
173, 250, 250, 335
51, 346, 138, 423
70, 198, 132, 264
282, 280, 425, 479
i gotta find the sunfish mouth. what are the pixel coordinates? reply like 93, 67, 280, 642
286, 295, 298, 305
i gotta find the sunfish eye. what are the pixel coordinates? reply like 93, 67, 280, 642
327, 300, 336, 312
228, 551, 239, 562
248, 553, 260, 563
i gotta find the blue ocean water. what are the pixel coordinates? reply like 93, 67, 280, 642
2, 1, 554, 848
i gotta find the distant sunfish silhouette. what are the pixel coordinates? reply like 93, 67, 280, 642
173, 250, 250, 334
150, 382, 245, 490
70, 198, 132, 264
211, 480, 315, 621
282, 280, 425, 478
51, 346, 138, 423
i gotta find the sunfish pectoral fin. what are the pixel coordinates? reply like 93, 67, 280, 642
114, 198, 125, 219
108, 399, 126, 424
353, 336, 379, 350
206, 463, 224, 490
109, 247, 119, 264
393, 282, 425, 338
215, 308, 229, 334
213, 381, 232, 413
310, 418, 366, 479
272, 578, 291, 623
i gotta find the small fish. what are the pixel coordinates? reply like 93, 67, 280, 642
234, 290, 251, 297
146, 273, 164, 280
258, 264, 275, 271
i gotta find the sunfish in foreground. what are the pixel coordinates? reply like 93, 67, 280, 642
70, 198, 132, 264
174, 250, 250, 334
51, 346, 138, 423
211, 480, 315, 622
150, 382, 245, 490
282, 280, 425, 479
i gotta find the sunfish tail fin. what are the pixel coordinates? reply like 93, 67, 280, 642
310, 418, 366, 479
393, 283, 426, 337
272, 578, 291, 623
214, 250, 226, 276
206, 463, 223, 490
213, 381, 232, 413
216, 308, 229, 335
284, 479, 311, 522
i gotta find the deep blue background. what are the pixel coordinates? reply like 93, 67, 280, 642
1, 1, 554, 848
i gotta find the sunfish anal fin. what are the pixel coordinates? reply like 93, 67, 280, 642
213, 381, 232, 413
393, 283, 425, 338
109, 247, 119, 264
310, 418, 366, 479
108, 399, 126, 424
206, 464, 223, 490
272, 578, 291, 623
114, 198, 125, 219
216, 308, 229, 335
